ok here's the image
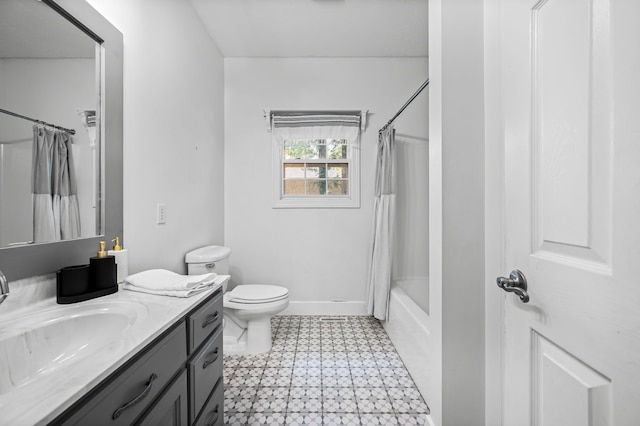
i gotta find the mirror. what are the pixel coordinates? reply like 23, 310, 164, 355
0, 0, 100, 247
0, 0, 122, 281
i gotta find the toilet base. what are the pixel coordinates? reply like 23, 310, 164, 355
223, 332, 247, 354
223, 317, 274, 355
222, 297, 289, 355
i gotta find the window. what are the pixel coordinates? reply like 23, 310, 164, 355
270, 111, 364, 208
283, 139, 349, 196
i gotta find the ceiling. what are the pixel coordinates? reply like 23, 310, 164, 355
189, 0, 428, 58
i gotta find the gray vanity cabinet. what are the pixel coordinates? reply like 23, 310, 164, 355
187, 292, 224, 425
188, 294, 223, 353
58, 323, 187, 425
193, 378, 223, 426
137, 370, 189, 426
189, 327, 223, 423
52, 288, 224, 426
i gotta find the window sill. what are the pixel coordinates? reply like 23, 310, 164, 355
272, 196, 360, 209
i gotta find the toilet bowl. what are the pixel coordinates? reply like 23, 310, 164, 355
185, 246, 289, 355
223, 284, 289, 354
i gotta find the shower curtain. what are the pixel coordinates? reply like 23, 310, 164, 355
366, 126, 396, 320
32, 126, 81, 242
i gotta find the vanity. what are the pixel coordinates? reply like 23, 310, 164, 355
0, 275, 228, 425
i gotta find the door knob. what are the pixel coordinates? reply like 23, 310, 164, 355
497, 269, 529, 303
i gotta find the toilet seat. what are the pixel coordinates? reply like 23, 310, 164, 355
225, 284, 289, 304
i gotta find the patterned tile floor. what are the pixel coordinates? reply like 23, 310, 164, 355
223, 315, 430, 425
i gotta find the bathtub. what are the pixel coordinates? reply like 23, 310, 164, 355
382, 283, 431, 407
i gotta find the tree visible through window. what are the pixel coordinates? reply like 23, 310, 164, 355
283, 139, 349, 196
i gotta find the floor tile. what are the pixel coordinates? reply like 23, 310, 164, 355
287, 387, 323, 413
323, 375, 353, 389
322, 387, 358, 413
381, 374, 417, 389
228, 367, 263, 387
294, 355, 322, 369
285, 412, 323, 425
223, 315, 430, 425
252, 387, 289, 413
396, 413, 432, 425
260, 367, 292, 387
223, 354, 242, 368
322, 412, 361, 425
224, 386, 257, 412
359, 413, 399, 425
387, 387, 430, 414
240, 352, 270, 368
224, 411, 249, 425
354, 387, 394, 414
266, 352, 295, 368
246, 411, 287, 425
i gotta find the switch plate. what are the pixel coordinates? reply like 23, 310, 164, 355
156, 203, 166, 224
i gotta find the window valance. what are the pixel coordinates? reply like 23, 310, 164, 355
265, 110, 368, 130
265, 110, 367, 145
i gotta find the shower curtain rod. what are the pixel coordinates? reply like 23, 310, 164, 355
0, 108, 76, 135
379, 78, 429, 134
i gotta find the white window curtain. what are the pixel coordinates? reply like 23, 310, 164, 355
366, 126, 396, 320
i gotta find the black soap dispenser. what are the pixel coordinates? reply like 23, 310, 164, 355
90, 240, 118, 292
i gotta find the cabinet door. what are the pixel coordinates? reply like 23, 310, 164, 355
193, 377, 223, 426
189, 326, 223, 422
137, 370, 188, 426
188, 290, 223, 353
61, 323, 187, 426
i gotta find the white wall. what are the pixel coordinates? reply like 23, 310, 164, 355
0, 59, 95, 246
86, 0, 225, 274
224, 58, 428, 311
483, 0, 505, 424
429, 0, 486, 424
393, 80, 429, 314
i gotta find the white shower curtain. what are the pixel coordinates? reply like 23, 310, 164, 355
32, 126, 81, 242
366, 126, 396, 320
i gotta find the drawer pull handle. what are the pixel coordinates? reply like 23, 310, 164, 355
202, 312, 219, 328
202, 348, 219, 369
205, 404, 220, 426
112, 373, 158, 420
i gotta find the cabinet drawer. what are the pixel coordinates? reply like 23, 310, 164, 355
136, 369, 188, 426
188, 290, 222, 353
189, 326, 223, 421
64, 323, 187, 426
193, 377, 223, 426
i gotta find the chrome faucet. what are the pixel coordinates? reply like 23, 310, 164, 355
0, 270, 9, 305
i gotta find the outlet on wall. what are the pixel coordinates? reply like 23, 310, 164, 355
157, 203, 167, 224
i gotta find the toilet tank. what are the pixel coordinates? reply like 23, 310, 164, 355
185, 245, 231, 276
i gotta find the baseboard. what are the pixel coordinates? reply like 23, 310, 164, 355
281, 301, 367, 316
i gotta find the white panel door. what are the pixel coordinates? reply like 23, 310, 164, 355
498, 0, 640, 424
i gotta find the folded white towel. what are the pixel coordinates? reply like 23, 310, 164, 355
124, 269, 217, 291
122, 282, 212, 298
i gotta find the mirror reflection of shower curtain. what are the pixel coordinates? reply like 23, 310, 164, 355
366, 126, 396, 320
32, 126, 81, 242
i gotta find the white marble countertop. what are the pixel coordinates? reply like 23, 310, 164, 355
0, 275, 229, 426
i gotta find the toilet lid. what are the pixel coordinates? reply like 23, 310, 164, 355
227, 284, 288, 304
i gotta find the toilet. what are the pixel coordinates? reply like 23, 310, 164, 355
185, 246, 289, 354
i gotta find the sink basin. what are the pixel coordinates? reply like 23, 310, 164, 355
0, 300, 148, 395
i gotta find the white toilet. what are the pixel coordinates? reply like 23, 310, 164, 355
185, 246, 289, 354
